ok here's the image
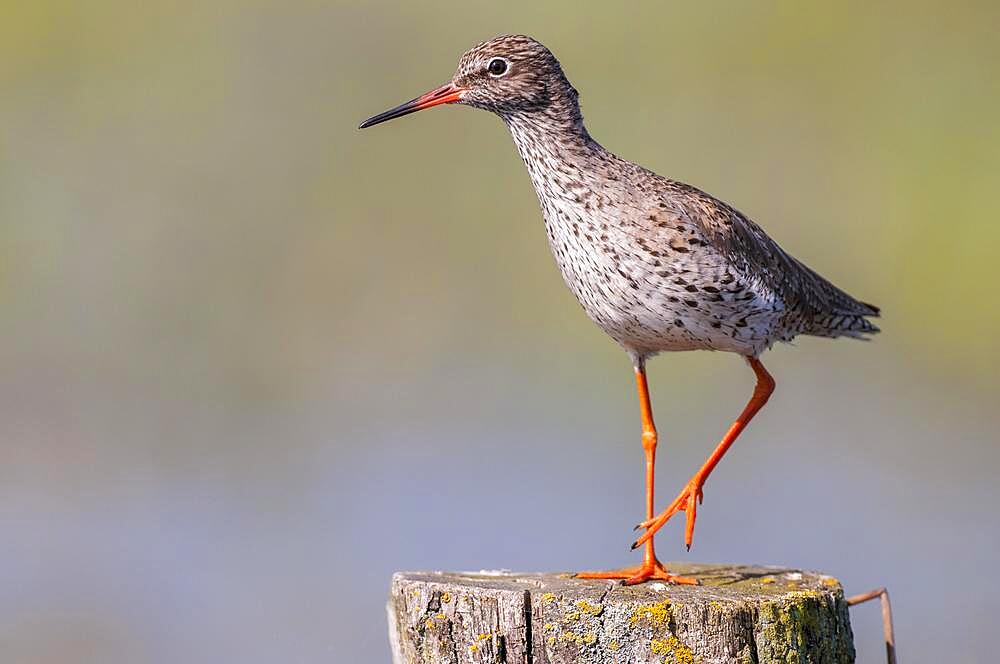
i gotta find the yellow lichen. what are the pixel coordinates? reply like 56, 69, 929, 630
557, 630, 597, 648
650, 636, 695, 664
608, 640, 620, 651
630, 599, 672, 626
761, 576, 775, 584
441, 591, 451, 603
822, 577, 840, 588
469, 644, 478, 653
564, 611, 581, 622
547, 636, 556, 647
424, 619, 434, 630
436, 613, 446, 621
543, 623, 556, 632
576, 599, 604, 616
477, 633, 490, 641
541, 592, 557, 604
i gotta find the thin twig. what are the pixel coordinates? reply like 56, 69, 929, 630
847, 587, 896, 664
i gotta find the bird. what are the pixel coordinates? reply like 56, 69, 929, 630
359, 35, 879, 586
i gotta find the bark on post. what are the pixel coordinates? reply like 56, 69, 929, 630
387, 563, 855, 664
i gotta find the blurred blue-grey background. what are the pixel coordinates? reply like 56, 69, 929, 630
2, 1, 998, 662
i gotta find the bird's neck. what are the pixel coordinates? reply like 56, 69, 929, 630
504, 96, 594, 152
504, 111, 607, 206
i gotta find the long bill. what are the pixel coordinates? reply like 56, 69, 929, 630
358, 82, 466, 129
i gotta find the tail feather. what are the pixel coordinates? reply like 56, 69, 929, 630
804, 307, 880, 339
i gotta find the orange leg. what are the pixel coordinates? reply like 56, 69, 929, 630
632, 357, 775, 551
576, 362, 697, 586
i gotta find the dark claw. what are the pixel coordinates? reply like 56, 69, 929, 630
632, 523, 642, 531
630, 540, 640, 551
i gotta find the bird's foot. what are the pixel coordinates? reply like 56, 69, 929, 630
632, 478, 705, 551
575, 558, 698, 586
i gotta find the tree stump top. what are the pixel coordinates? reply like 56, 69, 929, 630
387, 563, 855, 664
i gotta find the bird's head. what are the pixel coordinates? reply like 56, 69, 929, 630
359, 35, 580, 129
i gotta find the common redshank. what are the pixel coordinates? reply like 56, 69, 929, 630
360, 35, 879, 586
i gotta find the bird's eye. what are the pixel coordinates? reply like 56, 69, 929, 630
487, 58, 509, 77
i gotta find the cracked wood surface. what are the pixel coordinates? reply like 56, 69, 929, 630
387, 564, 855, 664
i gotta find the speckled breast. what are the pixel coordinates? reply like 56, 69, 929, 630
508, 121, 785, 358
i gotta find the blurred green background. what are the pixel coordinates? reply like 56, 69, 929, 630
2, 1, 998, 662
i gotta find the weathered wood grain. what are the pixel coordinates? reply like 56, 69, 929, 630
387, 564, 854, 664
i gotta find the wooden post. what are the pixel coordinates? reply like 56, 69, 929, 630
388, 563, 855, 664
